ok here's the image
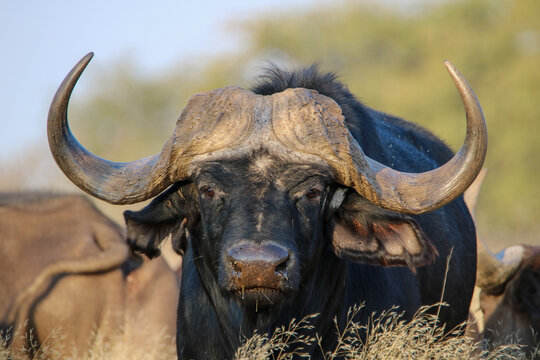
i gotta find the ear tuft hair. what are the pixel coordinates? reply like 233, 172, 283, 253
330, 193, 438, 270
124, 183, 196, 258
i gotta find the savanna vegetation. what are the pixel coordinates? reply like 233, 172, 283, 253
2, 304, 536, 359
60, 0, 540, 248
1, 0, 539, 358
2, 0, 539, 246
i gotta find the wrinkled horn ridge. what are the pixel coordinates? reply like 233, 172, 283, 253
47, 53, 173, 204
352, 61, 488, 214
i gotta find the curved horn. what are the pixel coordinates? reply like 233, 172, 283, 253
351, 61, 488, 214
48, 53, 173, 204
476, 242, 524, 292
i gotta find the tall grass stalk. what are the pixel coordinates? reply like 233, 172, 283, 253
234, 304, 529, 360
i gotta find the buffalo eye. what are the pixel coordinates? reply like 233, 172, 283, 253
305, 188, 322, 200
200, 185, 215, 199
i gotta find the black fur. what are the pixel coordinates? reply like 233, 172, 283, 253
126, 65, 477, 359
252, 64, 455, 168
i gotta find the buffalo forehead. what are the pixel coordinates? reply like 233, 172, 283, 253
169, 86, 345, 180
192, 150, 332, 190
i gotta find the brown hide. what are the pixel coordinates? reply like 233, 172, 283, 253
0, 193, 179, 358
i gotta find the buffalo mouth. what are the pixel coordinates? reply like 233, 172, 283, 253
231, 286, 285, 310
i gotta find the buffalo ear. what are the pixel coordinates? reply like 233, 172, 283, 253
124, 183, 194, 258
329, 193, 438, 270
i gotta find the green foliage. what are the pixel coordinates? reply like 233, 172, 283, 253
70, 0, 540, 239
243, 0, 540, 237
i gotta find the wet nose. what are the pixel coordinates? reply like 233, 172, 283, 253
227, 243, 289, 286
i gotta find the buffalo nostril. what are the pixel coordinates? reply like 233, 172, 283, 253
231, 260, 242, 274
275, 256, 289, 274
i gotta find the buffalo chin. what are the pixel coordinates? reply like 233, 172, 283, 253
232, 287, 284, 310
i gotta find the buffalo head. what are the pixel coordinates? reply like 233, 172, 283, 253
47, 53, 487, 357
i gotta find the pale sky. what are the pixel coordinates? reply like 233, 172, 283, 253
0, 0, 432, 162
0, 0, 322, 161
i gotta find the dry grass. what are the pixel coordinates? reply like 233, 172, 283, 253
481, 328, 540, 360
234, 304, 532, 360
1, 322, 66, 360
234, 314, 318, 360
0, 320, 176, 360
2, 307, 534, 360
70, 326, 176, 360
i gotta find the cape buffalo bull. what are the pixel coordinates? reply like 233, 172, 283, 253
464, 172, 539, 357
47, 53, 487, 359
0, 193, 179, 358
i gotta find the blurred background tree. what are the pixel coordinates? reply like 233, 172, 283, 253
4, 0, 538, 248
